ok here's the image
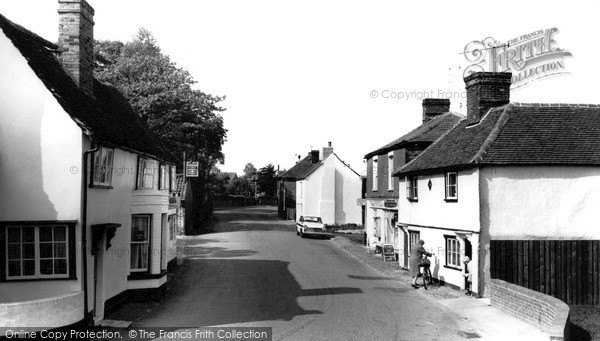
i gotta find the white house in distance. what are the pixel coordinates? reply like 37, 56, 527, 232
0, 0, 180, 330
394, 72, 600, 304
295, 143, 362, 225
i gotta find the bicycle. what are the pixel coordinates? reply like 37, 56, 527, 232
419, 255, 433, 289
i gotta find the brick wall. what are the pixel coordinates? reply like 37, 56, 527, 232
422, 98, 450, 123
490, 279, 570, 340
58, 0, 95, 96
464, 72, 511, 125
0, 291, 84, 331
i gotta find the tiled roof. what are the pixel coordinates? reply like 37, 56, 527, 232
364, 112, 463, 159
0, 13, 176, 163
278, 155, 322, 181
395, 103, 600, 175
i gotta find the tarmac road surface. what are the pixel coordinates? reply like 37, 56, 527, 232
134, 206, 469, 341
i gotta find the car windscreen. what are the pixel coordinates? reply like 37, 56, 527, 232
304, 217, 321, 223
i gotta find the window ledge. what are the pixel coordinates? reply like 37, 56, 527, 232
2, 276, 76, 282
444, 198, 458, 202
89, 184, 113, 189
443, 265, 461, 271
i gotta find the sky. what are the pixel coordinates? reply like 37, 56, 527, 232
1, 0, 598, 176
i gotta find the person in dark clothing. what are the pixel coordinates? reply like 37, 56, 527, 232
409, 239, 432, 288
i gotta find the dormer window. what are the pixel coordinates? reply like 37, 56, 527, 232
92, 147, 113, 188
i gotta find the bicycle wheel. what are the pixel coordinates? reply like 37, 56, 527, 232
422, 267, 431, 289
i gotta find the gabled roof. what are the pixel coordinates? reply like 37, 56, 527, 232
364, 112, 463, 159
175, 174, 187, 198
221, 172, 238, 179
395, 103, 600, 176
278, 155, 322, 181
0, 13, 176, 163
280, 153, 361, 181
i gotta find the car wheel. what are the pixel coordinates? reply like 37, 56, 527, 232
300, 231, 305, 238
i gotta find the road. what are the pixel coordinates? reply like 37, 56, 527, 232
135, 206, 468, 340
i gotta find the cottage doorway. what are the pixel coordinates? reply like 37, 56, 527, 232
93, 238, 105, 320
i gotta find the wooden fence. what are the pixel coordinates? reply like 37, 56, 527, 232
490, 240, 600, 306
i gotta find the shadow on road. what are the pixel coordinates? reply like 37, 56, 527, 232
133, 259, 362, 327
183, 246, 259, 258
348, 275, 395, 280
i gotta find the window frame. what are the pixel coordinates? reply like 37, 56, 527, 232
445, 172, 458, 201
387, 152, 394, 191
130, 215, 151, 273
170, 166, 176, 193
408, 230, 420, 253
372, 156, 378, 191
1, 222, 76, 281
159, 164, 168, 191
406, 176, 418, 201
444, 235, 461, 270
168, 214, 177, 241
137, 157, 155, 190
91, 146, 114, 188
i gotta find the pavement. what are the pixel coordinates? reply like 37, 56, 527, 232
329, 234, 549, 341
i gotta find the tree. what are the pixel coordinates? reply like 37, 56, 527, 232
257, 164, 277, 197
94, 28, 226, 166
94, 28, 227, 233
242, 163, 257, 179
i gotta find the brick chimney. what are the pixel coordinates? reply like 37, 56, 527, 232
464, 72, 512, 125
310, 150, 320, 163
322, 142, 333, 159
58, 0, 95, 97
422, 98, 450, 123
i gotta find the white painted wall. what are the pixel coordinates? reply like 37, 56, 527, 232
332, 156, 362, 225
296, 166, 323, 221
397, 169, 481, 293
0, 30, 83, 300
398, 169, 481, 231
481, 166, 600, 239
409, 227, 480, 293
365, 202, 378, 247
87, 148, 136, 313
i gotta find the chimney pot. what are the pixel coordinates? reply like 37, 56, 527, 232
464, 72, 512, 125
323, 142, 334, 160
422, 98, 450, 123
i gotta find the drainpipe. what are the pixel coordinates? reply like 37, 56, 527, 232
82, 143, 100, 325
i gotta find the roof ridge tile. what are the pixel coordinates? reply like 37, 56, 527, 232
471, 104, 513, 164
513, 102, 600, 108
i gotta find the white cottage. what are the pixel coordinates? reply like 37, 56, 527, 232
394, 72, 600, 302
0, 0, 179, 330
295, 143, 362, 225
363, 99, 462, 255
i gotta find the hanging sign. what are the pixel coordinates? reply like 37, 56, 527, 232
186, 162, 199, 177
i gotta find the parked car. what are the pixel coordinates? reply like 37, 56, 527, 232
296, 216, 327, 238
